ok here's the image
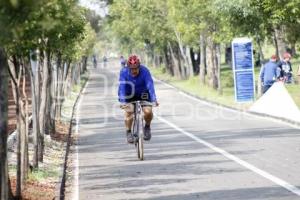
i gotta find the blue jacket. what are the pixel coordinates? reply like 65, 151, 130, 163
118, 65, 157, 103
260, 61, 280, 86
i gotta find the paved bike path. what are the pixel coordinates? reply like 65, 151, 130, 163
76, 61, 300, 200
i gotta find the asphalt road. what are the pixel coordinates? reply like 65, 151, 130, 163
75, 61, 300, 200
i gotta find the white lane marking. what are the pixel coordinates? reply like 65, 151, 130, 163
72, 142, 79, 200
72, 81, 89, 200
155, 78, 300, 129
156, 115, 300, 196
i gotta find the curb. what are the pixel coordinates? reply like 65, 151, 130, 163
248, 111, 300, 127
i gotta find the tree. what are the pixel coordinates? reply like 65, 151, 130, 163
0, 0, 46, 197
0, 1, 94, 198
0, 47, 12, 200
109, 0, 173, 72
248, 0, 300, 58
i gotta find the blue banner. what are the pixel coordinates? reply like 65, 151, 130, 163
232, 38, 255, 102
234, 71, 255, 102
233, 42, 253, 70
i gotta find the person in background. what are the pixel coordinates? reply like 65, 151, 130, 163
278, 52, 293, 83
260, 55, 281, 94
120, 55, 126, 67
92, 55, 97, 68
102, 56, 107, 68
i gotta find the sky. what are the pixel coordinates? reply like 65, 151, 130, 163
79, 0, 108, 17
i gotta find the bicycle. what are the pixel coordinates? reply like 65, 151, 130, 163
131, 101, 154, 160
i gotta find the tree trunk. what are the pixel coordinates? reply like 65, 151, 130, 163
11, 58, 29, 195
290, 42, 297, 56
163, 46, 174, 76
168, 42, 181, 79
206, 38, 214, 88
225, 44, 232, 65
81, 56, 88, 73
190, 48, 199, 75
29, 51, 40, 168
21, 64, 29, 180
206, 38, 219, 90
8, 57, 24, 199
273, 31, 279, 58
274, 25, 287, 59
38, 52, 49, 162
199, 34, 206, 84
46, 52, 55, 135
186, 46, 194, 77
50, 57, 57, 129
152, 54, 156, 68
255, 34, 265, 62
257, 66, 263, 97
55, 55, 63, 121
216, 44, 222, 94
174, 29, 191, 79
63, 61, 72, 98
0, 48, 11, 200
154, 54, 160, 67
74, 63, 81, 85
211, 42, 218, 90
57, 61, 70, 118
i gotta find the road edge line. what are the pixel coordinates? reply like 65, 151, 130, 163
70, 78, 89, 200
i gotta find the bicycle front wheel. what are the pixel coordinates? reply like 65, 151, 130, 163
137, 115, 144, 160
137, 136, 144, 160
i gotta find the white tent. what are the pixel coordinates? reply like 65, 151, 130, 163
249, 82, 300, 123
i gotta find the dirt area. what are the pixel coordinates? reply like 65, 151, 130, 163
7, 73, 85, 199
8, 121, 70, 200
51, 121, 72, 143
10, 178, 56, 200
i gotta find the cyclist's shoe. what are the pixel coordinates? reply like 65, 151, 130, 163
126, 131, 134, 144
143, 125, 151, 141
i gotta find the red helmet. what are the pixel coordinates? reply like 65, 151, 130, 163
127, 55, 140, 67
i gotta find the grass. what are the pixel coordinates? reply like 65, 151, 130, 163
28, 168, 59, 182
286, 84, 300, 108
150, 60, 300, 110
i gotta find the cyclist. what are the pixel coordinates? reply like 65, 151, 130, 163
92, 55, 97, 68
120, 55, 126, 68
102, 56, 108, 68
118, 55, 158, 143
